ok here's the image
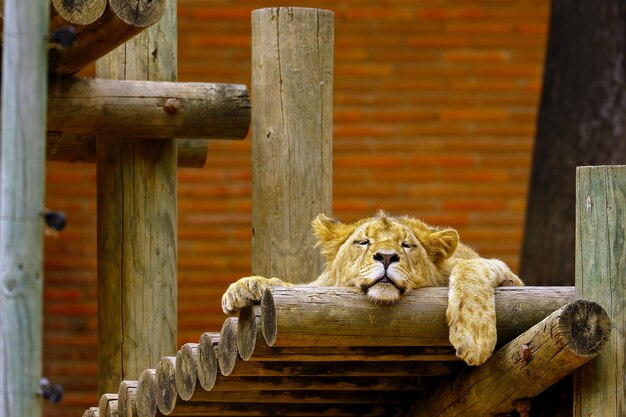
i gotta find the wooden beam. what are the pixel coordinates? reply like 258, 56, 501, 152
0, 1, 49, 417
251, 7, 334, 284
255, 286, 575, 348
406, 300, 611, 417
574, 165, 626, 415
47, 134, 209, 168
96, 0, 178, 395
45, 77, 250, 139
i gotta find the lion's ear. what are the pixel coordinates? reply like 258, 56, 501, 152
312, 214, 357, 263
423, 229, 459, 264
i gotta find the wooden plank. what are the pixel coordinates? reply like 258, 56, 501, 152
0, 0, 49, 416
574, 165, 626, 416
408, 300, 611, 416
257, 286, 575, 347
47, 135, 209, 168
45, 77, 250, 139
251, 7, 334, 284
95, 0, 178, 395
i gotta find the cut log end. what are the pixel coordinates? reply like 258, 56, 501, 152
176, 343, 198, 401
197, 332, 219, 391
237, 306, 258, 361
559, 299, 611, 357
218, 318, 239, 376
109, 0, 166, 27
51, 0, 107, 25
260, 287, 277, 346
98, 393, 118, 417
117, 380, 138, 417
83, 407, 100, 417
136, 369, 157, 417
156, 356, 177, 414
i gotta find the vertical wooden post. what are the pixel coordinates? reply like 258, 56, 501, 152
251, 7, 334, 284
574, 165, 626, 415
0, 0, 50, 416
95, 0, 178, 394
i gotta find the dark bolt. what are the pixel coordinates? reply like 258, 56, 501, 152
41, 210, 67, 232
520, 344, 532, 363
39, 378, 64, 404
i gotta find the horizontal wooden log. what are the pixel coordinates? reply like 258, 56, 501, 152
117, 380, 137, 417
226, 360, 460, 378
46, 77, 250, 139
197, 332, 219, 391
184, 389, 414, 404
259, 286, 575, 347
47, 134, 209, 168
166, 402, 398, 417
98, 393, 118, 417
136, 369, 157, 417
210, 375, 432, 392
156, 357, 178, 415
407, 299, 611, 417
176, 344, 198, 401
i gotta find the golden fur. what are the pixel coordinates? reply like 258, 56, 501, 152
222, 212, 523, 365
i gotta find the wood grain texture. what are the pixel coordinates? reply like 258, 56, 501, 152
135, 369, 157, 417
197, 333, 219, 392
260, 286, 575, 347
175, 344, 198, 401
574, 165, 626, 416
51, 0, 106, 25
46, 77, 250, 139
117, 380, 138, 417
96, 0, 177, 395
407, 300, 611, 417
0, 1, 49, 416
218, 318, 239, 376
47, 134, 209, 168
99, 393, 119, 417
251, 7, 334, 284
156, 357, 177, 415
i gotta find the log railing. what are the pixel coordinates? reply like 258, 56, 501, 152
82, 285, 614, 417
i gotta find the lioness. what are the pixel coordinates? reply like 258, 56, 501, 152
222, 212, 523, 365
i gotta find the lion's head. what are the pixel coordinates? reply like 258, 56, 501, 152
312, 212, 459, 304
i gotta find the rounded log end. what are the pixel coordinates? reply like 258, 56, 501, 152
197, 332, 218, 391
82, 407, 100, 417
237, 306, 258, 361
175, 343, 198, 401
218, 318, 239, 376
559, 299, 611, 357
136, 369, 158, 417
155, 356, 178, 414
260, 287, 277, 346
118, 380, 138, 417
51, 0, 107, 25
98, 394, 118, 416
109, 0, 166, 27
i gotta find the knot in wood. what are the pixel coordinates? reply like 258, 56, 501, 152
163, 98, 180, 115
519, 344, 532, 363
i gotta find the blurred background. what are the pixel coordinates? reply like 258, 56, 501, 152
43, 0, 548, 415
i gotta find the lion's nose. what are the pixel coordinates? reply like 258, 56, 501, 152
373, 252, 400, 269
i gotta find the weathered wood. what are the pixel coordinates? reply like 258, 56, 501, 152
218, 318, 239, 376
118, 380, 138, 417
162, 402, 397, 417
156, 357, 178, 415
45, 77, 250, 139
574, 165, 626, 416
47, 134, 209, 168
259, 286, 575, 347
197, 333, 219, 391
99, 394, 119, 417
251, 7, 334, 284
96, 0, 178, 395
408, 300, 610, 417
83, 407, 101, 417
51, 0, 106, 25
48, 1, 166, 74
225, 360, 459, 378
185, 390, 412, 404
0, 1, 49, 417
175, 344, 198, 401
136, 369, 157, 417
236, 307, 258, 361
208, 375, 430, 392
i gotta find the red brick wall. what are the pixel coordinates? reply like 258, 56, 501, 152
43, 1, 548, 415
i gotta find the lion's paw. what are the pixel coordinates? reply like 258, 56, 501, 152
222, 276, 278, 315
446, 290, 497, 366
